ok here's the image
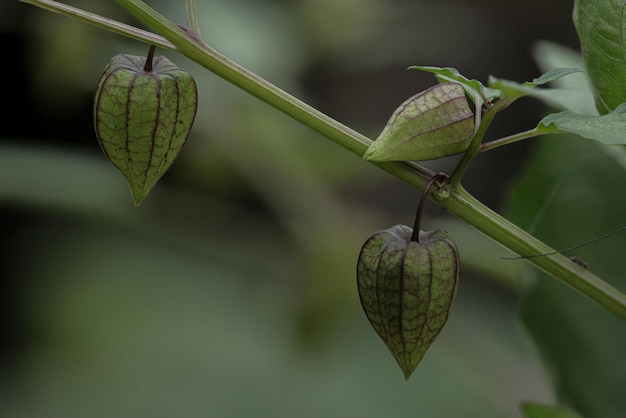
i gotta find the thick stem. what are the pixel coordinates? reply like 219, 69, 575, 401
439, 187, 626, 318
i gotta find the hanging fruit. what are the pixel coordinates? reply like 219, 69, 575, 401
356, 174, 460, 379
93, 45, 198, 206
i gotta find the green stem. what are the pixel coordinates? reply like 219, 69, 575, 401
111, 0, 437, 185
441, 187, 626, 318
143, 44, 156, 72
449, 98, 509, 186
20, 0, 626, 320
20, 0, 175, 50
411, 173, 447, 242
480, 126, 563, 153
185, 0, 201, 38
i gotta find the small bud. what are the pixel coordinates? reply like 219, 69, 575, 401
357, 224, 460, 379
363, 82, 474, 161
93, 47, 198, 205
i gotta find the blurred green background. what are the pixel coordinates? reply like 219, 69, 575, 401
3, 1, 624, 417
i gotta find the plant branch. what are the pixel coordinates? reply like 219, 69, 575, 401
21, 0, 626, 319
441, 187, 626, 318
20, 0, 175, 50
112, 0, 438, 186
114, 1, 374, 151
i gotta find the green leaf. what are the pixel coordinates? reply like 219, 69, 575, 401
538, 103, 626, 145
409, 65, 499, 108
363, 82, 474, 161
521, 403, 584, 418
573, 0, 626, 113
488, 68, 584, 103
506, 136, 626, 418
414, 66, 584, 113
532, 41, 597, 115
526, 68, 584, 87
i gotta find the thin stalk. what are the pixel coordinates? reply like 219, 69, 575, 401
411, 173, 447, 242
20, 0, 626, 319
185, 0, 202, 38
143, 44, 156, 72
480, 126, 563, 153
20, 0, 175, 50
